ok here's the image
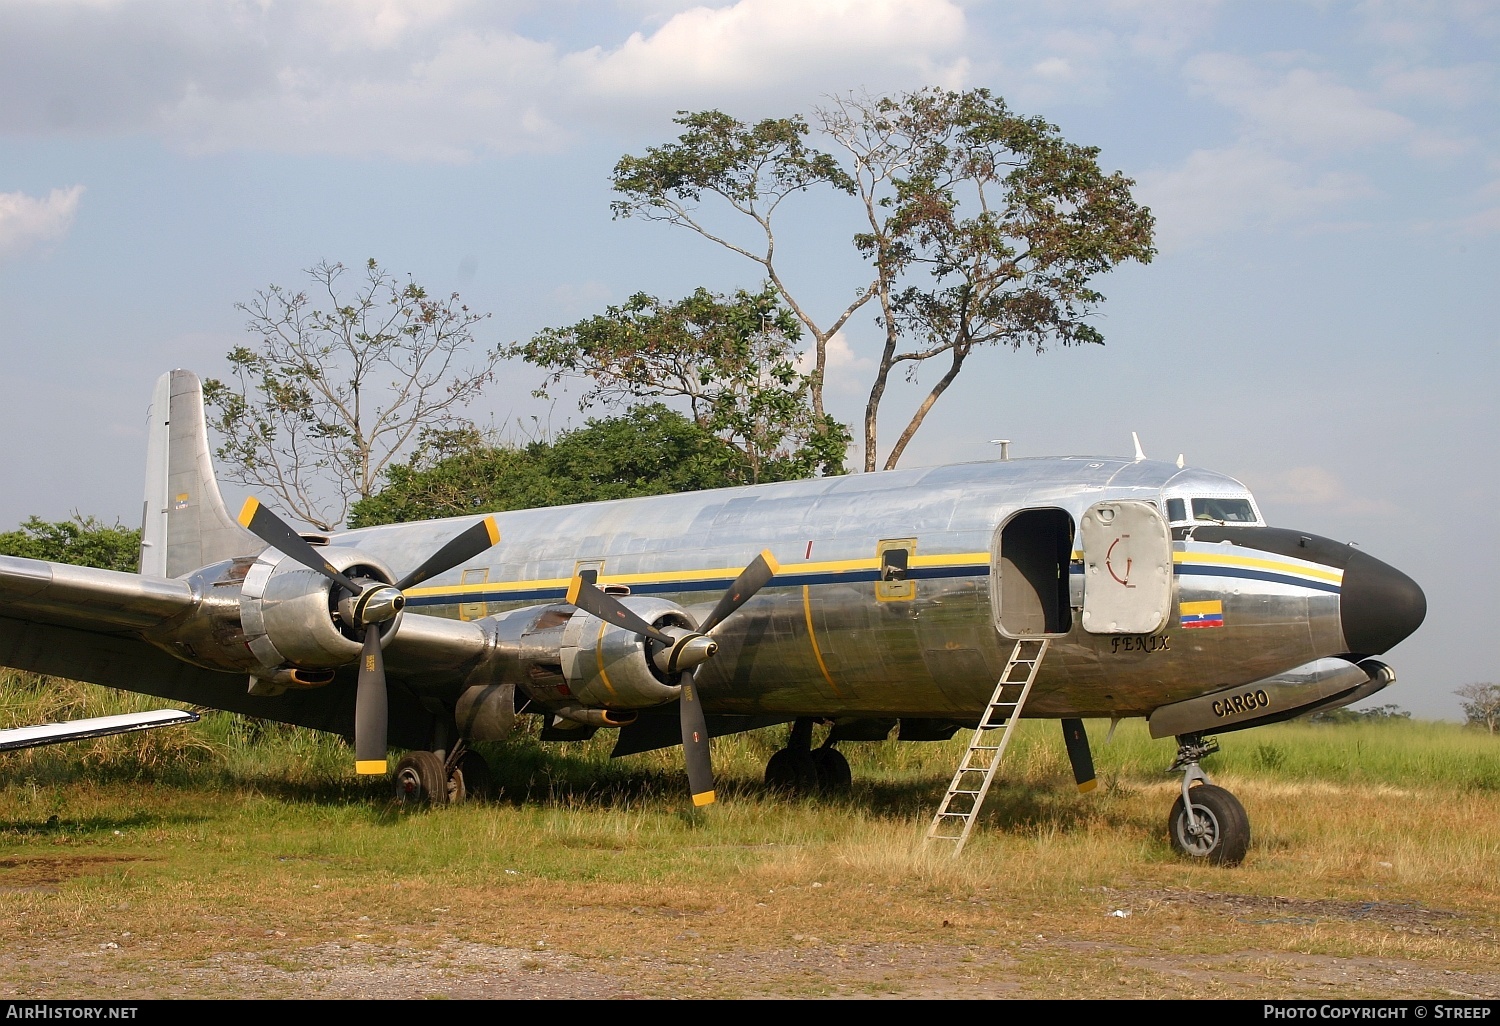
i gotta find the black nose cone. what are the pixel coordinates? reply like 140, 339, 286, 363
1341, 548, 1426, 657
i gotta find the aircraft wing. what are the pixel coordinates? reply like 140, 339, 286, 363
0, 554, 198, 635
0, 709, 199, 753
0, 553, 468, 750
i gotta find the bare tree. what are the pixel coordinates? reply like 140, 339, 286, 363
612, 88, 1156, 472
204, 259, 497, 530
1456, 682, 1500, 735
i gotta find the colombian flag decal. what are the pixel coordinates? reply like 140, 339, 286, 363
1180, 600, 1225, 629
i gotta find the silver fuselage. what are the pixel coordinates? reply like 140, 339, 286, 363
337, 457, 1358, 719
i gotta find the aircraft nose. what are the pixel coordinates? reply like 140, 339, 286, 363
1340, 548, 1426, 657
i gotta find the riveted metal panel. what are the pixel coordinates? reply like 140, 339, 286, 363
1081, 501, 1171, 635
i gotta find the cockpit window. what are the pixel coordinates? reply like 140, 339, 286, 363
1191, 497, 1257, 523
1166, 498, 1186, 523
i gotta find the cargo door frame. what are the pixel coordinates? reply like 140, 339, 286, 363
989, 506, 1075, 640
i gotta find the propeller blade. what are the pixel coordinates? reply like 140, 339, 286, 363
238, 498, 362, 593
566, 576, 676, 645
1061, 718, 1096, 793
354, 628, 389, 775
699, 550, 780, 634
680, 670, 715, 807
394, 517, 500, 592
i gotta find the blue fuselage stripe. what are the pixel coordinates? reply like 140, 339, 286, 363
402, 554, 1342, 607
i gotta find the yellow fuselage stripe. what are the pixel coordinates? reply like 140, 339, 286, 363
1173, 550, 1343, 583
802, 585, 843, 697
406, 552, 993, 598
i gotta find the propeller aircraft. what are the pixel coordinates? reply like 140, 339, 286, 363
0, 370, 1426, 863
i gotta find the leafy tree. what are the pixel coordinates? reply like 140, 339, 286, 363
509, 287, 847, 483
203, 259, 498, 531
0, 515, 142, 573
612, 88, 1155, 471
1308, 703, 1412, 725
1456, 683, 1500, 735
349, 405, 762, 528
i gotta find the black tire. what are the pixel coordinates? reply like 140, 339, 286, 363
764, 748, 818, 794
1168, 784, 1250, 866
810, 746, 852, 796
455, 750, 493, 802
393, 751, 447, 806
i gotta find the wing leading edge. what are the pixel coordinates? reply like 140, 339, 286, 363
0, 709, 199, 753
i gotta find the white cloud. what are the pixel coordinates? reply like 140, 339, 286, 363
1185, 53, 1416, 154
796, 329, 872, 391
1251, 465, 1399, 518
564, 0, 966, 96
0, 185, 84, 261
1138, 146, 1374, 250
0, 0, 971, 160
1379, 62, 1494, 107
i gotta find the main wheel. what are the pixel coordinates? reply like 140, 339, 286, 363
1168, 784, 1250, 865
454, 750, 493, 802
810, 746, 852, 796
764, 749, 818, 794
393, 751, 448, 806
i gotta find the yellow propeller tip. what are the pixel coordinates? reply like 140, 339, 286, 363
237, 497, 260, 528
691, 791, 716, 807
761, 550, 781, 574
565, 576, 582, 605
483, 517, 500, 546
1077, 779, 1098, 794
355, 760, 388, 775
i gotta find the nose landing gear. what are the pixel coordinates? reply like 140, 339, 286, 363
1168, 734, 1249, 865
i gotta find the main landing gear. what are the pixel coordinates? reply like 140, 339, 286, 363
1167, 734, 1249, 866
394, 742, 491, 806
764, 718, 852, 797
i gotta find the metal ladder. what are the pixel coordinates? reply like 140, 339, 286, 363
924, 637, 1050, 854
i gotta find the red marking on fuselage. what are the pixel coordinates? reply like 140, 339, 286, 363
1105, 536, 1134, 588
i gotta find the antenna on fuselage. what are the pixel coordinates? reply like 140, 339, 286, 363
1176, 453, 1185, 469
989, 439, 1012, 461
1131, 432, 1146, 461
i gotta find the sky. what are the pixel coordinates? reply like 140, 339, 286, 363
0, 0, 1495, 719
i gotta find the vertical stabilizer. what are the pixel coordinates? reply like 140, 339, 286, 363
139, 370, 259, 578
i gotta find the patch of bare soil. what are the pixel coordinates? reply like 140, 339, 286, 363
10, 926, 1496, 1000
1136, 888, 1472, 936
0, 855, 149, 893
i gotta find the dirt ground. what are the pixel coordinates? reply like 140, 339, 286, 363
5, 872, 1498, 1000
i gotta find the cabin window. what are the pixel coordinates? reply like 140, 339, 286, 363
1166, 498, 1187, 524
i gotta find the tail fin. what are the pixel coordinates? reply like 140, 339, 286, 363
139, 370, 259, 577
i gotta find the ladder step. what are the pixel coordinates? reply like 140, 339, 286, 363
923, 636, 1051, 856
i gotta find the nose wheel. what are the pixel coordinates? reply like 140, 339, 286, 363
1167, 735, 1250, 865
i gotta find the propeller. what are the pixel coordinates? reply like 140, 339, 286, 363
566, 551, 780, 807
238, 498, 500, 775
1061, 718, 1097, 794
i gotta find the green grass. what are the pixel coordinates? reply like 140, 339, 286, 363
4, 666, 1500, 998
5, 666, 1498, 798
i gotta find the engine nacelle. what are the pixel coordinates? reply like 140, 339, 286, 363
239, 546, 400, 673
557, 597, 697, 709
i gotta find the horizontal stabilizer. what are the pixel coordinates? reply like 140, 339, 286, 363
0, 709, 198, 753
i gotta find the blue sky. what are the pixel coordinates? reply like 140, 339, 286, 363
1, 1, 1495, 718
